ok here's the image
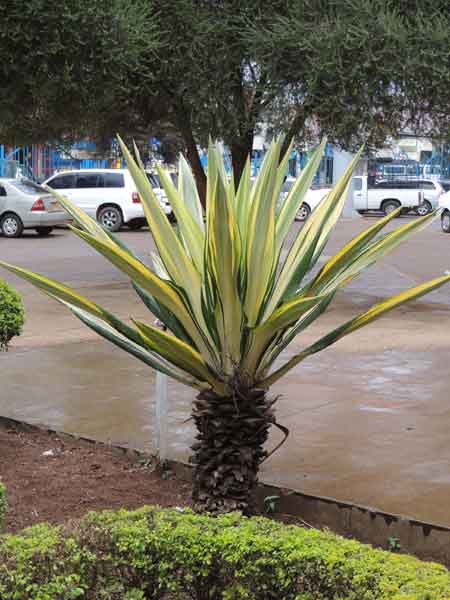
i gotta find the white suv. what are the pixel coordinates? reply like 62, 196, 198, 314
43, 169, 172, 231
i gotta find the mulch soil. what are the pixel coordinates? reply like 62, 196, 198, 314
0, 418, 194, 533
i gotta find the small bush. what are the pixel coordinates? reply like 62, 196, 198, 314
0, 279, 24, 350
0, 506, 449, 599
0, 481, 6, 530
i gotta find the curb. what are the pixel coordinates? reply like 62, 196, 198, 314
1, 415, 449, 566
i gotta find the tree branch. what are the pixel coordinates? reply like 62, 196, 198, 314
281, 109, 306, 158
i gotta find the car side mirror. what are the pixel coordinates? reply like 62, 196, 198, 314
0, 188, 6, 197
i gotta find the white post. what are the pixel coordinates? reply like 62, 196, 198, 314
155, 370, 169, 460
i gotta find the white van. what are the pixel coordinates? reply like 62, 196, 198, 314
43, 169, 172, 231
353, 176, 442, 216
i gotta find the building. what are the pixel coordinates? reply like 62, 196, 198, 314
0, 141, 125, 182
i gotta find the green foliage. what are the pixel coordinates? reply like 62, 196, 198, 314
0, 279, 24, 350
2, 1, 450, 189
0, 506, 449, 599
248, 0, 450, 148
389, 536, 403, 553
0, 0, 159, 146
0, 481, 7, 530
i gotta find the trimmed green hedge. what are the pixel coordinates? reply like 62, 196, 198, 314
0, 507, 449, 599
0, 279, 24, 350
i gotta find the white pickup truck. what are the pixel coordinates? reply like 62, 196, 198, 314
353, 176, 442, 216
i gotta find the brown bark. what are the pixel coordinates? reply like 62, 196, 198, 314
191, 387, 274, 514
231, 129, 254, 188
229, 62, 258, 187
176, 112, 207, 208
280, 111, 306, 161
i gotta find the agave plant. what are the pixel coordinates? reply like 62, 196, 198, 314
1, 137, 448, 513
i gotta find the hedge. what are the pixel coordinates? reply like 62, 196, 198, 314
0, 506, 449, 599
0, 279, 24, 350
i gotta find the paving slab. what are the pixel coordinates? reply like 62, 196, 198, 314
1, 220, 449, 525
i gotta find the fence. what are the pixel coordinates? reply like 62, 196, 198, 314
2, 142, 450, 187
369, 157, 450, 183
0, 144, 124, 182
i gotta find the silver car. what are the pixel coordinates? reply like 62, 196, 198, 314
0, 178, 70, 237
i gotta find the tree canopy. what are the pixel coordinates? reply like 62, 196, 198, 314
0, 0, 155, 142
1, 0, 449, 199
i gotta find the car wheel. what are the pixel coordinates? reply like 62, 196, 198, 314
1, 213, 24, 238
416, 200, 432, 216
295, 203, 311, 221
382, 200, 401, 216
127, 219, 144, 230
35, 227, 53, 236
441, 211, 450, 233
97, 206, 123, 232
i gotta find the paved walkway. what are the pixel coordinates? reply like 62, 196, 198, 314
1, 219, 450, 525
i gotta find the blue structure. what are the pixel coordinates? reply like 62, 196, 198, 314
198, 143, 334, 183
0, 142, 124, 182
2, 138, 449, 185
369, 152, 450, 182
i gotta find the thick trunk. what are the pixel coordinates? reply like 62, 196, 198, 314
231, 129, 254, 188
280, 111, 306, 160
176, 114, 207, 207
184, 138, 207, 209
191, 387, 274, 513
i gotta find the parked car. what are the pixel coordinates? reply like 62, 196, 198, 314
280, 178, 331, 220
43, 169, 172, 232
353, 176, 446, 216
438, 184, 450, 233
0, 178, 70, 238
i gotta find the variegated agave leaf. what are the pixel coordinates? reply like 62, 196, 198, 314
1, 136, 448, 397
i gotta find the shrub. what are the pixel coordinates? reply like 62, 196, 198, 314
0, 506, 449, 599
0, 279, 24, 350
3, 138, 450, 513
0, 481, 6, 530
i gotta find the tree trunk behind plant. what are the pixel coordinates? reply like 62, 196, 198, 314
175, 109, 207, 207
231, 129, 254, 188
182, 136, 207, 208
191, 387, 274, 513
280, 110, 306, 160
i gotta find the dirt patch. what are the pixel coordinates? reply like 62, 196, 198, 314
0, 418, 193, 533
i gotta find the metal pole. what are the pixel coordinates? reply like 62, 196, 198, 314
155, 371, 169, 460
154, 319, 169, 460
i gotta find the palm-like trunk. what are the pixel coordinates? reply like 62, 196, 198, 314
191, 387, 275, 513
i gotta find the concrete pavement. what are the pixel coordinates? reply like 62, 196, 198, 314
1, 218, 450, 524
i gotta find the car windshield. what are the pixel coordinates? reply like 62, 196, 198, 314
10, 179, 45, 195
438, 181, 450, 192
146, 173, 162, 188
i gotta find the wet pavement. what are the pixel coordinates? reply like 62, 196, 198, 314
1, 218, 450, 525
